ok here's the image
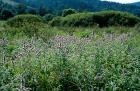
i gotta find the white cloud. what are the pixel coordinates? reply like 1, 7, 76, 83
102, 0, 140, 3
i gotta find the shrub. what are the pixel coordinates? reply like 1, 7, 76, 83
43, 14, 54, 23
62, 8, 77, 17
49, 11, 140, 27
94, 11, 140, 27
49, 16, 63, 26
7, 14, 43, 28
6, 14, 44, 37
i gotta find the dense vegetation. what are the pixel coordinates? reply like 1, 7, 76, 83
7, 14, 43, 28
61, 8, 77, 17
11, 0, 140, 16
0, 0, 140, 20
1, 21, 140, 90
0, 0, 140, 91
50, 11, 140, 27
131, 2, 140, 7
43, 14, 55, 23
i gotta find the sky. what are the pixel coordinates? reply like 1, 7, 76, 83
102, 0, 140, 3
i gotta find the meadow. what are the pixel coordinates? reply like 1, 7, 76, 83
0, 12, 140, 91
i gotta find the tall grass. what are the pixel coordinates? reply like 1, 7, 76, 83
0, 25, 140, 91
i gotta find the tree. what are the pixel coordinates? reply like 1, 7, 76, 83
62, 8, 77, 17
16, 4, 27, 14
38, 5, 48, 16
0, 9, 14, 20
26, 8, 37, 14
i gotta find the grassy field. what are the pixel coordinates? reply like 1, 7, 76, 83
0, 20, 140, 91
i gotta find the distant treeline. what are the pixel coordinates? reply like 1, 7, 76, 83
1, 0, 140, 20
12, 0, 140, 16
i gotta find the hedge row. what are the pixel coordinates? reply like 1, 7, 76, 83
49, 11, 140, 27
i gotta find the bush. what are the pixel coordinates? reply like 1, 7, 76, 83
43, 14, 54, 23
62, 8, 77, 17
49, 16, 63, 26
6, 14, 44, 37
94, 11, 140, 27
49, 11, 140, 27
7, 14, 43, 28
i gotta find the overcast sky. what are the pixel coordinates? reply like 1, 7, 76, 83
102, 0, 140, 3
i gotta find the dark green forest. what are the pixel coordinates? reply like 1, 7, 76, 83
131, 1, 140, 7
1, 0, 140, 20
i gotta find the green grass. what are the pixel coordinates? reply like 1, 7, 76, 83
0, 21, 140, 91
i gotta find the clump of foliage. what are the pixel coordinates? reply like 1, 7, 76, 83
7, 14, 43, 28
49, 11, 140, 27
62, 8, 77, 17
49, 16, 63, 26
6, 14, 44, 37
43, 14, 54, 23
94, 11, 140, 27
